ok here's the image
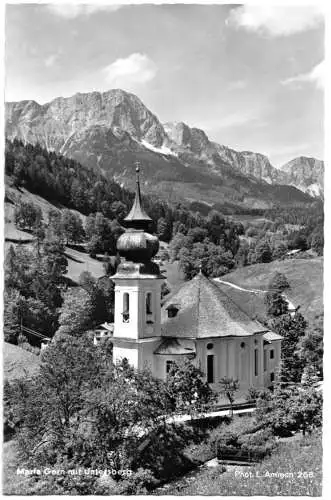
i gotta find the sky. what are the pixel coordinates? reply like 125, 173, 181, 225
5, 2, 325, 167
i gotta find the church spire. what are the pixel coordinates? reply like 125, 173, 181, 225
116, 162, 160, 265
123, 162, 152, 230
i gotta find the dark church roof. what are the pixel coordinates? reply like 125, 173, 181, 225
161, 272, 267, 339
154, 337, 196, 355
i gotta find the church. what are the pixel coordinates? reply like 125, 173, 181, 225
111, 167, 282, 391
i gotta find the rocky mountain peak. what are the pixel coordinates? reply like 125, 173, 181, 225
278, 156, 324, 197
5, 88, 167, 149
5, 88, 323, 203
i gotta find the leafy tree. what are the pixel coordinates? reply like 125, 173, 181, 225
269, 272, 290, 293
219, 377, 239, 418
48, 209, 65, 242
4, 289, 23, 344
157, 217, 171, 242
255, 384, 322, 437
5, 336, 175, 493
235, 241, 249, 267
254, 240, 272, 263
111, 200, 127, 221
288, 232, 308, 251
85, 212, 117, 256
169, 232, 187, 261
296, 327, 323, 378
310, 231, 324, 256
206, 210, 225, 245
42, 232, 68, 281
79, 272, 114, 325
56, 288, 94, 338
272, 242, 288, 260
264, 292, 288, 317
165, 359, 215, 414
14, 201, 42, 231
178, 241, 234, 280
61, 209, 85, 244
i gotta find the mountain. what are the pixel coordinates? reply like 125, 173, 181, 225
278, 157, 324, 198
164, 121, 286, 184
5, 89, 318, 208
164, 121, 324, 195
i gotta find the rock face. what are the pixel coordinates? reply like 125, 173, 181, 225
278, 157, 324, 198
5, 89, 321, 207
6, 89, 167, 150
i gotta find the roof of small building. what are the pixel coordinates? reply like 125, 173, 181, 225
263, 331, 283, 342
154, 337, 196, 355
161, 272, 268, 339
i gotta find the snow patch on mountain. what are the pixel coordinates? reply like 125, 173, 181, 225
141, 139, 177, 157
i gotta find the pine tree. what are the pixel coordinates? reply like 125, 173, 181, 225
271, 313, 307, 384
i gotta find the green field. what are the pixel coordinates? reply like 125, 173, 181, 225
218, 258, 323, 330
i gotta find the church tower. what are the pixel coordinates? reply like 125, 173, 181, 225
112, 165, 164, 370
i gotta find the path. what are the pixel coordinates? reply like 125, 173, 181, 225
166, 406, 255, 425
214, 278, 265, 295
214, 278, 296, 315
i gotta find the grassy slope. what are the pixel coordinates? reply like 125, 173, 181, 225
162, 431, 322, 496
5, 182, 86, 224
218, 258, 323, 329
4, 342, 40, 382
5, 184, 105, 284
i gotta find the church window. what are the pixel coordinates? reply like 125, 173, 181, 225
270, 372, 275, 382
206, 342, 214, 350
254, 349, 259, 376
122, 293, 130, 323
207, 354, 214, 383
240, 342, 246, 349
166, 360, 174, 374
270, 349, 274, 359
263, 349, 267, 371
167, 304, 180, 318
146, 292, 152, 315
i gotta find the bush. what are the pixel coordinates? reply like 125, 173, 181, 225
94, 468, 157, 495
245, 386, 270, 403
239, 427, 276, 459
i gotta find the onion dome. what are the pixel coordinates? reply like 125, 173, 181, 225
117, 229, 159, 262
116, 164, 159, 263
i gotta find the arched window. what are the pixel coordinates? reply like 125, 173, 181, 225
146, 292, 152, 315
254, 349, 259, 376
207, 354, 214, 383
122, 293, 130, 323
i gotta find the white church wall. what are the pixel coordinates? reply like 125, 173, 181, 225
113, 345, 139, 368
139, 339, 161, 373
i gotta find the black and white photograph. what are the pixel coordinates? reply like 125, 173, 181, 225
3, 1, 325, 496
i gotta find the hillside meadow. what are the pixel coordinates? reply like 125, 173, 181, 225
217, 258, 323, 330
